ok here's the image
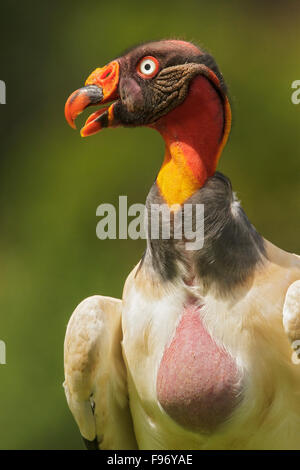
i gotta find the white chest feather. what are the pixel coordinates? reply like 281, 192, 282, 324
121, 257, 300, 450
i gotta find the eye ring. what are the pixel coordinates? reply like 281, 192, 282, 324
137, 56, 160, 79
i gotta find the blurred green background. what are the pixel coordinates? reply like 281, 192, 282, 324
0, 0, 299, 449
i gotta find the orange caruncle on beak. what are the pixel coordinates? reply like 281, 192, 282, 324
64, 61, 120, 137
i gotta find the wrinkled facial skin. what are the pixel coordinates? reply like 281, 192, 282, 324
112, 41, 226, 127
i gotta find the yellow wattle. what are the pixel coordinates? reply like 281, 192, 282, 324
157, 142, 201, 206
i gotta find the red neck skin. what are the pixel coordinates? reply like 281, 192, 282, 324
152, 75, 226, 205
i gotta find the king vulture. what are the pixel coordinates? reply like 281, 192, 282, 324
63, 40, 300, 450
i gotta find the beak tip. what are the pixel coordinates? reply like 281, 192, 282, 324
67, 120, 76, 130
64, 105, 77, 129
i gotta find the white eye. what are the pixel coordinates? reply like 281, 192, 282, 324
140, 59, 156, 75
137, 56, 159, 78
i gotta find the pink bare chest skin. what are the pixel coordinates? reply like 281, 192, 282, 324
157, 305, 242, 433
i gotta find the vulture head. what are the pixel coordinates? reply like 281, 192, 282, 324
65, 40, 231, 205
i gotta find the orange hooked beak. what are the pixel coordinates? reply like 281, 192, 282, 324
64, 61, 120, 137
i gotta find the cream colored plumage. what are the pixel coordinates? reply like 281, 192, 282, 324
64, 240, 300, 449
64, 296, 137, 449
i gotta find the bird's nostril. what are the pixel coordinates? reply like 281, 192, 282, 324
102, 71, 111, 79
100, 67, 112, 80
